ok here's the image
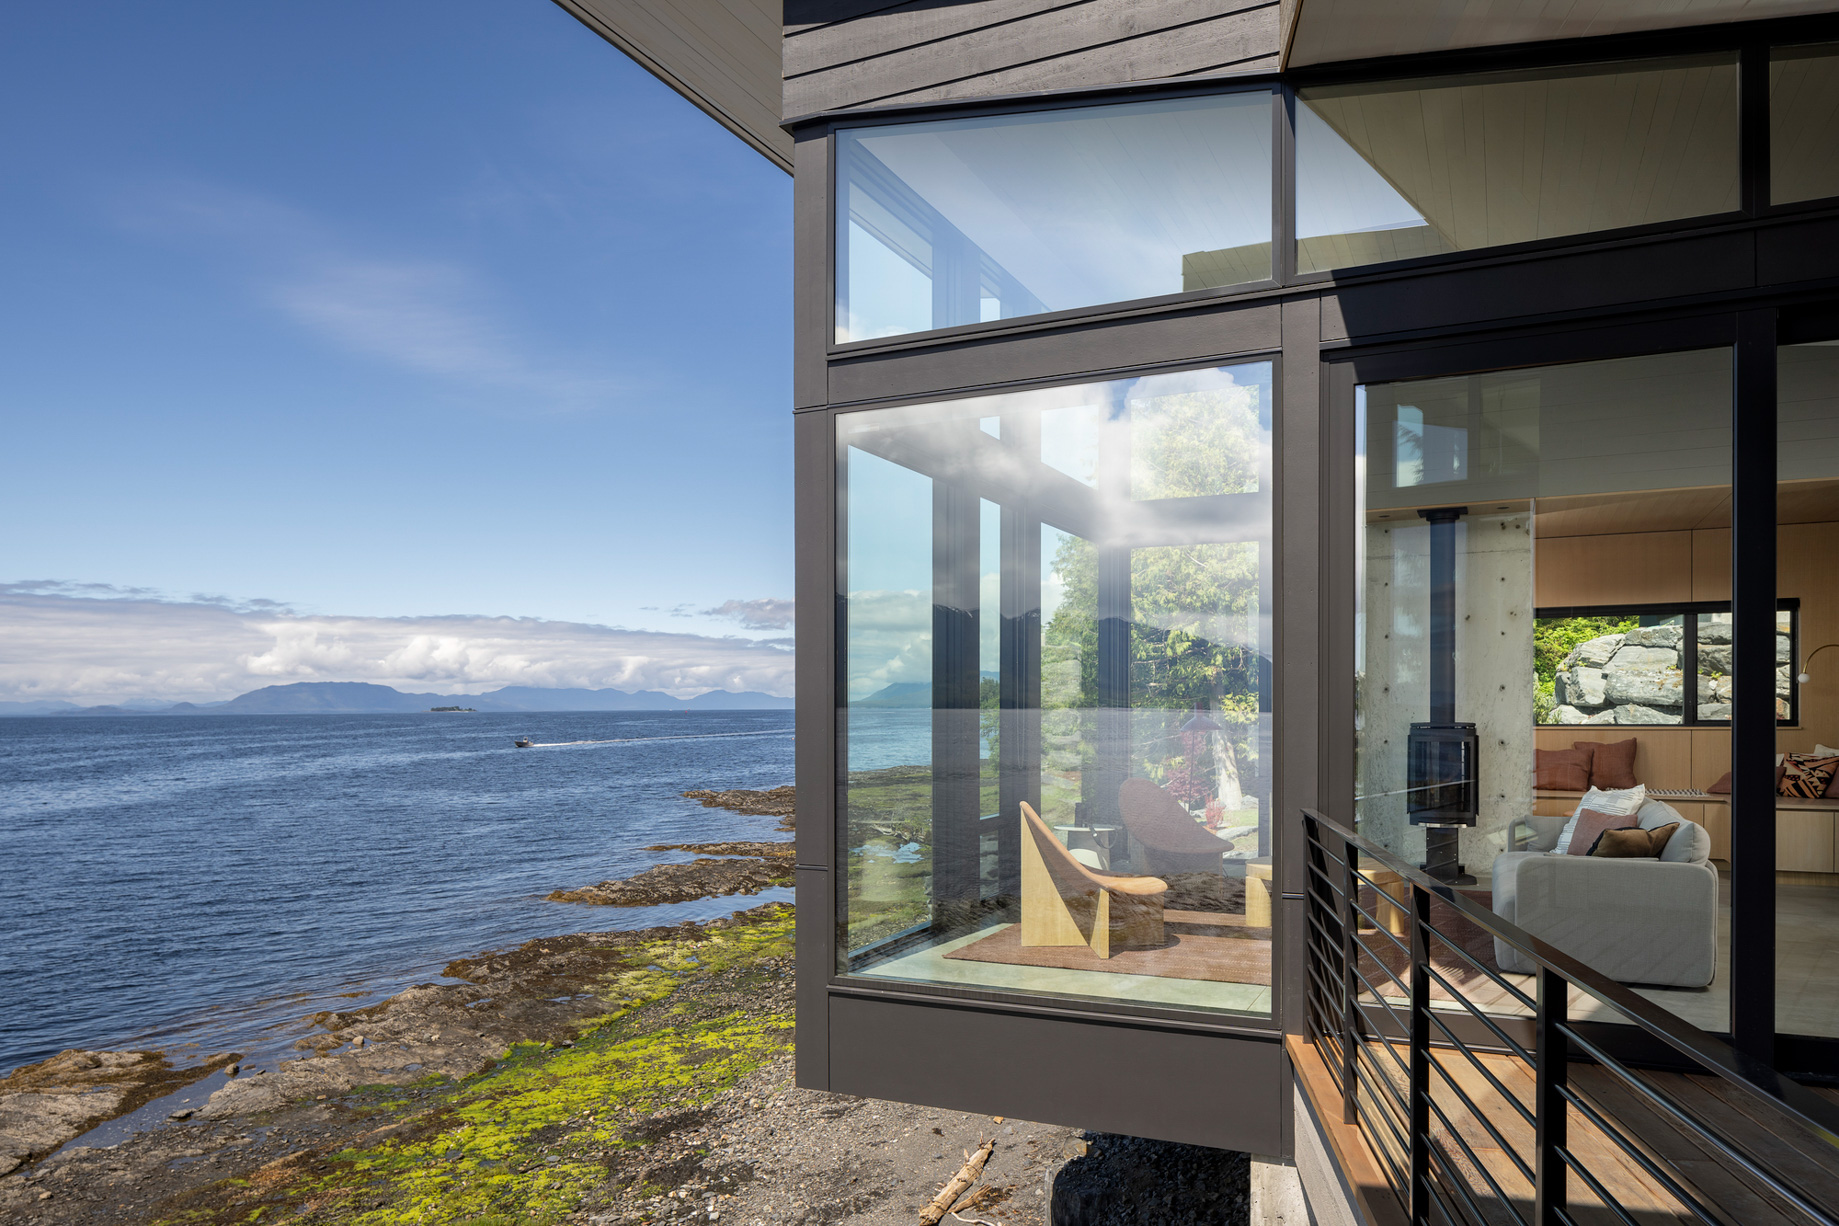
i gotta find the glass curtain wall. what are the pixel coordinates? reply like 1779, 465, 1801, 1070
835, 93, 1275, 343
1772, 43, 1839, 206
840, 363, 1274, 1016
1777, 336, 1839, 1041
1296, 55, 1740, 274
1356, 349, 1736, 1029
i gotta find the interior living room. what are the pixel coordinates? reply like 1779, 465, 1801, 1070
1356, 340, 1839, 1042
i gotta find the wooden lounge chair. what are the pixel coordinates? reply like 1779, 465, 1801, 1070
1019, 801, 1167, 958
1117, 777, 1232, 876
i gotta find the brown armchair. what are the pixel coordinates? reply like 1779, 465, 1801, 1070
1117, 777, 1232, 876
1019, 802, 1167, 958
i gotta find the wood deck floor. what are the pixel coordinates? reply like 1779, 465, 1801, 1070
1289, 1034, 1839, 1226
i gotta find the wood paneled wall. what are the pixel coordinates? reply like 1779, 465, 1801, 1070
783, 0, 1280, 117
1534, 520, 1839, 867
1536, 521, 1839, 749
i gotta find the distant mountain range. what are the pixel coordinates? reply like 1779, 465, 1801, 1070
0, 681, 794, 717
850, 673, 997, 708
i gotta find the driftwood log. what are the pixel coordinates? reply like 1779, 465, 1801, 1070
919, 1138, 995, 1225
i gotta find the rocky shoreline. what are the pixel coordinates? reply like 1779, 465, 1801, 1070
0, 784, 1252, 1225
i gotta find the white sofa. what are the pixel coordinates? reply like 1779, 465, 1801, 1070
1490, 803, 1718, 989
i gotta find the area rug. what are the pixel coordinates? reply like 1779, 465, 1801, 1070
943, 910, 1273, 985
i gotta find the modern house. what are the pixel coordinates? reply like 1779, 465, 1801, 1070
558, 3, 1839, 1222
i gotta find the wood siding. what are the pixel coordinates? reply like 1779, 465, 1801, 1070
784, 0, 1280, 119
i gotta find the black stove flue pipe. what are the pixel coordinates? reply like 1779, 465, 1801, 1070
1424, 506, 1462, 725
1412, 506, 1478, 885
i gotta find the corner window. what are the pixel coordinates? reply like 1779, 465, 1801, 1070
1771, 43, 1839, 205
839, 362, 1274, 1017
835, 93, 1275, 343
1297, 55, 1740, 275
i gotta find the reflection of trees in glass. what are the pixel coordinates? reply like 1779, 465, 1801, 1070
979, 676, 1000, 816
1040, 385, 1266, 821
1130, 383, 1266, 499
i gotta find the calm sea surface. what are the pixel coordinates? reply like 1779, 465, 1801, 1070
0, 711, 795, 1074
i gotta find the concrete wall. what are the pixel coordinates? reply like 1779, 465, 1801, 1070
1358, 512, 1534, 872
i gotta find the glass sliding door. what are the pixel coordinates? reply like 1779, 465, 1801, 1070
1777, 331, 1839, 1042
837, 362, 1274, 1017
1354, 346, 1735, 1030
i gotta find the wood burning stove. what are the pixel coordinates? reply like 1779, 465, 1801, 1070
1413, 506, 1478, 884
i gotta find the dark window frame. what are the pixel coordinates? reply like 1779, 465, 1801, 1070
816, 11, 1839, 359
1534, 599, 1800, 728
828, 350, 1288, 1034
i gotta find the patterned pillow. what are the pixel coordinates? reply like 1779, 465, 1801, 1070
1779, 754, 1839, 799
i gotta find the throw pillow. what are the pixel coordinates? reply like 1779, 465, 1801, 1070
1554, 785, 1647, 853
1567, 808, 1639, 856
1579, 738, 1637, 789
1817, 745, 1839, 798
1590, 823, 1679, 858
1534, 747, 1593, 791
1779, 754, 1839, 799
1707, 764, 1788, 794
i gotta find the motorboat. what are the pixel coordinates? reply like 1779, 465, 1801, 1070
513, 738, 533, 748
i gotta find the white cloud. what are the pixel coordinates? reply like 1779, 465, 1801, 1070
704, 597, 793, 630
0, 585, 794, 705
842, 589, 932, 701
114, 180, 624, 411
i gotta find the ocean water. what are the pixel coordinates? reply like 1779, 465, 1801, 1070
0, 710, 795, 1075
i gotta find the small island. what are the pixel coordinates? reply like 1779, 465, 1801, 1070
428, 705, 476, 712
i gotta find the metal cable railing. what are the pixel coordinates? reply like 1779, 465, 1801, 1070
1301, 809, 1839, 1226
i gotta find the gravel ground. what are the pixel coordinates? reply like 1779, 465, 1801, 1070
566, 1055, 1250, 1226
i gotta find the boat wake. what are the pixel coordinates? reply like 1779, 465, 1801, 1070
516, 728, 795, 750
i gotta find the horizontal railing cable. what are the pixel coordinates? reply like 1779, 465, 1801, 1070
1299, 809, 1839, 1226
1555, 1083, 1730, 1226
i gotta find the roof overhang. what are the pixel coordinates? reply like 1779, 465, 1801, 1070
551, 0, 790, 173
1284, 0, 1839, 68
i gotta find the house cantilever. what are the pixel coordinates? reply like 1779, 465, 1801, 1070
551, 2, 1839, 1222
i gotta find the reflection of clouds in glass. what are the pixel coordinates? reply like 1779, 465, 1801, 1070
846, 445, 933, 593
1040, 404, 1104, 486
846, 94, 1273, 328
843, 219, 931, 341
843, 588, 932, 702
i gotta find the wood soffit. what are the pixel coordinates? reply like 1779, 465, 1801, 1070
1286, 0, 1839, 68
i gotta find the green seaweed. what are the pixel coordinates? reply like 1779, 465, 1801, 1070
159, 906, 794, 1226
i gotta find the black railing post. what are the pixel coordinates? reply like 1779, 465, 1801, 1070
1410, 884, 1432, 1226
1340, 834, 1360, 1125
1535, 966, 1568, 1226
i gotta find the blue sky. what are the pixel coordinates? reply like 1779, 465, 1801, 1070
0, 3, 795, 702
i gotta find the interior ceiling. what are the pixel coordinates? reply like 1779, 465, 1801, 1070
550, 0, 790, 172
1366, 479, 1839, 536
1286, 0, 1839, 68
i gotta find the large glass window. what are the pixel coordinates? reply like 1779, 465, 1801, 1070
1777, 336, 1839, 1042
835, 94, 1275, 343
1772, 43, 1839, 206
840, 362, 1274, 1016
1298, 56, 1740, 274
1356, 348, 1733, 1030
1534, 602, 1796, 726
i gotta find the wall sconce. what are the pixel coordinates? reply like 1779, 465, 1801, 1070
1798, 643, 1839, 684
